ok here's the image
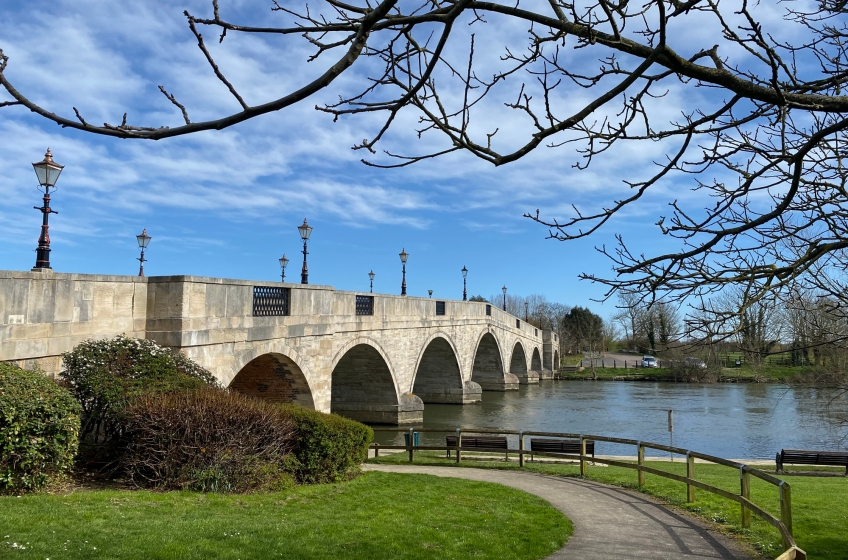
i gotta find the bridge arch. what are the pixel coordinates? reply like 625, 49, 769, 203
330, 337, 422, 424
229, 342, 317, 409
531, 347, 543, 373
510, 341, 529, 377
412, 332, 477, 404
471, 330, 518, 391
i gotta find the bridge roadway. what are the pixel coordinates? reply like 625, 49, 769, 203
1, 269, 559, 424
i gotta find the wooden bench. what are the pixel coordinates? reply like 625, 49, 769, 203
530, 438, 595, 461
776, 449, 848, 474
445, 435, 508, 458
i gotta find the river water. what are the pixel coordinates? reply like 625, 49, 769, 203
372, 381, 848, 459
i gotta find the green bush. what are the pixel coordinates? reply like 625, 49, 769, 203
281, 405, 372, 484
0, 363, 81, 491
60, 335, 217, 469
120, 388, 295, 492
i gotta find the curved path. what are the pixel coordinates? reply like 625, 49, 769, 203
364, 464, 753, 560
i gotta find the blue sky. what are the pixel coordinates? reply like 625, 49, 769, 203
0, 0, 795, 318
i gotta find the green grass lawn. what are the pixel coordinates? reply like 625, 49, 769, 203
369, 452, 848, 559
0, 471, 570, 560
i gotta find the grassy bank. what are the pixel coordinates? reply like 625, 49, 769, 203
369, 452, 847, 559
0, 471, 570, 560
557, 364, 825, 382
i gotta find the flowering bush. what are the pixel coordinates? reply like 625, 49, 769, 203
0, 363, 81, 491
60, 335, 217, 470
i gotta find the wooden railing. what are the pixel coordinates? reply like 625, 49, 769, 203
370, 427, 806, 560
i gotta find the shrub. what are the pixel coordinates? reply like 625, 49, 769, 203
120, 388, 295, 492
0, 363, 81, 491
60, 335, 217, 468
281, 405, 373, 484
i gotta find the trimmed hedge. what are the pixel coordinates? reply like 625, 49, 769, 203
281, 405, 372, 484
0, 363, 81, 491
120, 388, 295, 492
60, 335, 217, 469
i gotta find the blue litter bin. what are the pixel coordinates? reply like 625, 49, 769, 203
404, 432, 420, 446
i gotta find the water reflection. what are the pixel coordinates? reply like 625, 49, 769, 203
372, 381, 848, 459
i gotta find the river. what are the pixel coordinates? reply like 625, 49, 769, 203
372, 381, 848, 459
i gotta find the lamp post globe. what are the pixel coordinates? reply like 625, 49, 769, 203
399, 248, 409, 295
31, 148, 64, 271
136, 229, 152, 277
297, 219, 313, 284
368, 269, 375, 293
461, 265, 468, 301
502, 285, 507, 311
279, 254, 289, 282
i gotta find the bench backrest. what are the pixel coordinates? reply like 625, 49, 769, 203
445, 436, 508, 449
781, 449, 848, 465
530, 438, 595, 456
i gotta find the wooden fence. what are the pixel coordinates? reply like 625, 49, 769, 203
370, 427, 805, 560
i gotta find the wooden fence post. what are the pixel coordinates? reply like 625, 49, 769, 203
456, 428, 462, 464
740, 466, 751, 529
408, 428, 414, 463
637, 442, 645, 487
580, 435, 587, 476
780, 481, 793, 547
686, 452, 695, 503
518, 431, 524, 468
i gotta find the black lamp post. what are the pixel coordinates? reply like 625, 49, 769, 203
502, 285, 507, 311
369, 269, 375, 293
461, 265, 468, 301
428, 289, 433, 298
279, 254, 289, 282
31, 148, 64, 270
399, 248, 409, 296
298, 219, 313, 284
136, 229, 151, 276
525, 300, 529, 322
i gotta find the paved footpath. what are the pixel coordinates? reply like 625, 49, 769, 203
364, 464, 753, 560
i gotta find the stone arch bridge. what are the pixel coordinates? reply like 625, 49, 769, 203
1, 270, 560, 423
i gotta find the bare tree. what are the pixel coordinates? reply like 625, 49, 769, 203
4, 0, 848, 313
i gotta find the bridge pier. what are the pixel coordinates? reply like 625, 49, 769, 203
413, 380, 483, 404
333, 393, 424, 425
477, 373, 520, 391
514, 370, 540, 384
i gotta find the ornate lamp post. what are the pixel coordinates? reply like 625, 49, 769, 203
461, 265, 468, 301
502, 285, 507, 311
297, 219, 313, 284
31, 148, 64, 270
136, 229, 151, 276
525, 300, 529, 322
279, 254, 289, 282
428, 289, 433, 298
399, 248, 409, 296
369, 269, 375, 293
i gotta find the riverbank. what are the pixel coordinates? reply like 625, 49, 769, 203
556, 369, 775, 383
556, 366, 832, 383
